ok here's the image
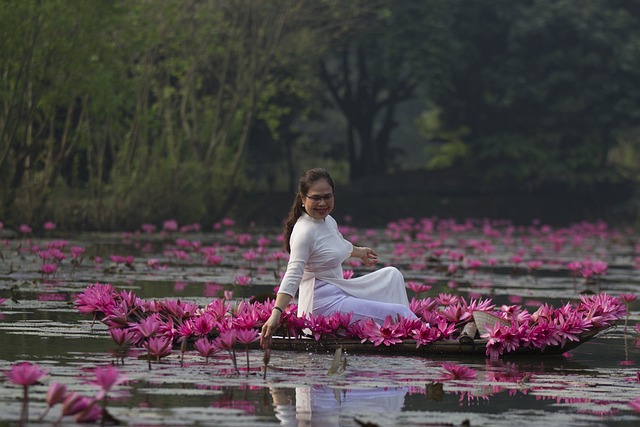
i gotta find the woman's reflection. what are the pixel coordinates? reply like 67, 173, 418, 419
271, 384, 408, 426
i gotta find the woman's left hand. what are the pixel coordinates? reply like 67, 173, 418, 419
359, 246, 378, 266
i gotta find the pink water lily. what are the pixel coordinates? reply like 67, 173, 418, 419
74, 401, 102, 423
216, 329, 239, 373
5, 361, 47, 387
217, 329, 237, 350
59, 392, 92, 417
235, 275, 252, 286
232, 304, 262, 329
132, 313, 162, 341
45, 382, 67, 407
89, 365, 127, 400
360, 316, 404, 346
109, 327, 133, 348
39, 382, 67, 420
194, 337, 221, 364
144, 336, 172, 361
74, 278, 626, 365
305, 313, 335, 341
405, 281, 432, 293
629, 397, 640, 412
5, 361, 48, 423
236, 328, 260, 374
412, 322, 438, 347
191, 312, 217, 337
40, 263, 58, 275
74, 282, 117, 316
620, 293, 637, 303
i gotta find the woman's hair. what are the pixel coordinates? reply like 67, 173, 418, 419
283, 168, 335, 253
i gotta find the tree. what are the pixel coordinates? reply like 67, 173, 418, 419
0, 0, 118, 224
317, 0, 450, 181
422, 0, 640, 191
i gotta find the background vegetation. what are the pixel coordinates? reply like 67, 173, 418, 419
1, 0, 639, 230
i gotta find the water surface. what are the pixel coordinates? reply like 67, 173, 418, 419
1, 220, 639, 426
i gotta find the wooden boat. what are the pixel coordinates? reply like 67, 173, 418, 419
255, 325, 613, 358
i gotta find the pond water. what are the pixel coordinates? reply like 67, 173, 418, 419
1, 218, 639, 426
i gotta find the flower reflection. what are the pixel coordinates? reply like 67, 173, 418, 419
629, 397, 640, 412
438, 362, 477, 381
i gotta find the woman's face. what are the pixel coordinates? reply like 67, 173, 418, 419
302, 178, 334, 220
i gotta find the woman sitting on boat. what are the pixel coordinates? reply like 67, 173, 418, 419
260, 168, 417, 348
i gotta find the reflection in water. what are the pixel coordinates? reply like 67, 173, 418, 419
271, 385, 407, 426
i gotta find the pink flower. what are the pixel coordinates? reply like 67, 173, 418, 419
141, 223, 156, 233
144, 336, 172, 360
132, 314, 162, 340
74, 282, 117, 315
305, 313, 335, 341
40, 263, 58, 275
70, 246, 85, 259
89, 365, 127, 400
435, 318, 456, 339
74, 401, 102, 423
205, 255, 223, 266
405, 281, 432, 293
60, 392, 92, 417
526, 260, 543, 270
566, 261, 582, 273
236, 328, 260, 346
628, 397, 640, 412
45, 382, 67, 407
439, 362, 477, 381
43, 221, 56, 231
590, 260, 608, 275
207, 299, 231, 320
509, 254, 523, 264
436, 293, 459, 306
412, 322, 438, 347
5, 361, 47, 386
620, 293, 638, 304
481, 322, 508, 360
232, 310, 261, 330
41, 382, 68, 419
465, 259, 483, 270
191, 313, 216, 337
19, 224, 32, 234
359, 316, 404, 346
242, 250, 257, 261
194, 338, 221, 363
216, 329, 237, 351
163, 219, 179, 231
235, 275, 252, 286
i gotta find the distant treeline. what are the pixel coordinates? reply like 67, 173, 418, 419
1, 0, 639, 230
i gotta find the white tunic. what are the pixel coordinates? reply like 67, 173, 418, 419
278, 213, 411, 318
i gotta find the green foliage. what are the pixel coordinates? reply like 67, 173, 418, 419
417, 107, 470, 169
2, 0, 640, 228
423, 0, 640, 190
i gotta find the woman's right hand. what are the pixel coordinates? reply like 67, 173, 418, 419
260, 310, 282, 348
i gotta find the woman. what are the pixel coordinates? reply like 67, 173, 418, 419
260, 168, 416, 348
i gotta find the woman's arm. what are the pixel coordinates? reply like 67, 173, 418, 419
260, 293, 293, 348
351, 245, 378, 267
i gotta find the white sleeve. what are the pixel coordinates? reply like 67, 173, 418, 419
277, 221, 314, 297
331, 215, 353, 260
